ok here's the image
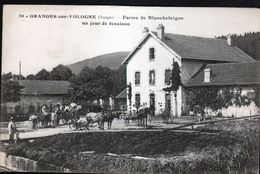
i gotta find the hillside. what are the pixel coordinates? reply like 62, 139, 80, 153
67, 52, 130, 74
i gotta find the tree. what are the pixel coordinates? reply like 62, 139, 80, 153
69, 66, 120, 104
127, 82, 132, 111
163, 60, 181, 118
26, 74, 36, 80
50, 64, 73, 80
12, 74, 25, 80
1, 73, 24, 103
35, 69, 50, 80
111, 65, 127, 96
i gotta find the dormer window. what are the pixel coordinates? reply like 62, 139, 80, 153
149, 48, 155, 61
204, 67, 211, 83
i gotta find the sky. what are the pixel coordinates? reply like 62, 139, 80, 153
2, 5, 260, 76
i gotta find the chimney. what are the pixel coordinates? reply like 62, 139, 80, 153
157, 24, 165, 41
204, 67, 211, 83
143, 27, 149, 33
227, 34, 232, 46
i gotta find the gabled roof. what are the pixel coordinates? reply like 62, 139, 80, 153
163, 33, 255, 62
19, 80, 70, 95
122, 31, 255, 64
115, 88, 127, 99
122, 32, 181, 64
185, 61, 260, 87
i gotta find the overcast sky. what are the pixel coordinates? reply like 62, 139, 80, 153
2, 5, 260, 76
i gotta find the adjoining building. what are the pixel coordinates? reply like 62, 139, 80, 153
18, 80, 70, 113
114, 88, 127, 111
122, 24, 258, 117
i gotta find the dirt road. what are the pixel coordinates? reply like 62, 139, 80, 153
0, 116, 197, 141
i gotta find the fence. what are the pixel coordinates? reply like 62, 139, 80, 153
1, 103, 44, 122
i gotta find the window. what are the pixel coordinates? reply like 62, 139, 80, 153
204, 67, 210, 83
135, 71, 140, 85
149, 48, 155, 61
165, 69, 171, 85
149, 70, 155, 85
135, 94, 141, 109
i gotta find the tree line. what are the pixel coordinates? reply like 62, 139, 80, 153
1, 64, 126, 104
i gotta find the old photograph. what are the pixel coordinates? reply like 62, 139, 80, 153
0, 5, 260, 173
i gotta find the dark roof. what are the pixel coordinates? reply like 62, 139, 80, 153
19, 80, 70, 95
163, 33, 255, 62
115, 88, 127, 99
185, 62, 260, 86
122, 32, 255, 65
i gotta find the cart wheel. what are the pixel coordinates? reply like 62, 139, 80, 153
62, 118, 69, 124
69, 122, 77, 130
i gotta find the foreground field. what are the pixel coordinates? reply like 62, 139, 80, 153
1, 119, 259, 173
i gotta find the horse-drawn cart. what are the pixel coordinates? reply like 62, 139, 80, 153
124, 108, 150, 127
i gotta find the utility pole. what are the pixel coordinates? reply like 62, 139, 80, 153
19, 61, 21, 80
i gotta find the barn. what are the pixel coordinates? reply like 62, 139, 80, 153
18, 80, 70, 114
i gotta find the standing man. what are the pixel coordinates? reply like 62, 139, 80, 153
8, 117, 18, 144
29, 113, 38, 130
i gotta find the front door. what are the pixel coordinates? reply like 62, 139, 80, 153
165, 93, 171, 111
149, 93, 155, 116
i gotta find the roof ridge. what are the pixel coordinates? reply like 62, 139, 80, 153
206, 61, 259, 66
165, 33, 226, 41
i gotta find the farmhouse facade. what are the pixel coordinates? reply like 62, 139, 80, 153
122, 24, 258, 116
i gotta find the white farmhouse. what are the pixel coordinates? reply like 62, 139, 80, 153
122, 24, 257, 116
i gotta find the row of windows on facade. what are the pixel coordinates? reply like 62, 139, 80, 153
134, 93, 172, 109
135, 69, 171, 85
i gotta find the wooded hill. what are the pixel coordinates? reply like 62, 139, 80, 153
67, 52, 130, 75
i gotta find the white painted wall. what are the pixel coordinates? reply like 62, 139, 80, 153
204, 87, 260, 117
126, 35, 182, 116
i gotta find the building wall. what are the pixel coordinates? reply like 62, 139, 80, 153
126, 36, 182, 116
192, 86, 259, 117
219, 86, 259, 117
20, 95, 66, 113
181, 60, 205, 84
181, 60, 205, 114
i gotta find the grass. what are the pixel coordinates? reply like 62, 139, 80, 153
2, 119, 259, 173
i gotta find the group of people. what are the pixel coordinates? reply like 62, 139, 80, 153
28, 102, 82, 129
7, 102, 82, 144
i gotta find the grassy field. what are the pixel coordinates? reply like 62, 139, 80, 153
1, 119, 259, 173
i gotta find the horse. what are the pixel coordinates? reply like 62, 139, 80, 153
101, 110, 122, 129
42, 113, 52, 128
85, 112, 104, 130
123, 107, 150, 127
136, 107, 150, 127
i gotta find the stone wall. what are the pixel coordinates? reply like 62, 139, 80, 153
0, 151, 71, 172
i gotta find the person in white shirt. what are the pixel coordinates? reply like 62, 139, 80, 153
42, 104, 49, 116
8, 117, 18, 144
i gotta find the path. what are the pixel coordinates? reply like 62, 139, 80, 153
0, 116, 198, 141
